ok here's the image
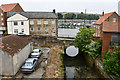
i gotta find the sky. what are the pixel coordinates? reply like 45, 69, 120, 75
0, 0, 120, 14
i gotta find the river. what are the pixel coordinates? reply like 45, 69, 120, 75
64, 53, 104, 79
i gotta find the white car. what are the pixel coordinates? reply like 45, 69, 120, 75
30, 49, 42, 58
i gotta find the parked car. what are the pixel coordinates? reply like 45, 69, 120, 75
21, 58, 38, 73
30, 49, 42, 58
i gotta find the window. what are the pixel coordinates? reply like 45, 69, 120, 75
30, 28, 34, 31
1, 23, 4, 26
45, 33, 49, 36
38, 28, 41, 31
52, 32, 55, 36
52, 27, 55, 30
1, 13, 3, 16
37, 21, 41, 25
14, 21, 18, 25
45, 27, 48, 31
30, 21, 34, 25
14, 29, 18, 34
21, 22, 24, 25
1, 17, 3, 21
51, 20, 55, 24
22, 29, 24, 33
113, 18, 116, 22
44, 21, 48, 24
111, 36, 120, 46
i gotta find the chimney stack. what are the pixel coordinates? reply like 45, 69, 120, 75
53, 9, 55, 13
102, 11, 104, 16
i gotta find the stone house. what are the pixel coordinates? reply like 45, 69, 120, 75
7, 10, 58, 37
94, 12, 120, 57
0, 3, 24, 34
0, 35, 33, 76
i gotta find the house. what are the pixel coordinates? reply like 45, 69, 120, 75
7, 13, 29, 35
0, 35, 33, 76
0, 3, 24, 34
94, 12, 120, 57
7, 10, 58, 37
94, 12, 115, 38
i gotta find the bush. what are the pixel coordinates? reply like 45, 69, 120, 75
103, 45, 120, 78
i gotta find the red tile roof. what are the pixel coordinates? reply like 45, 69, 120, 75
0, 35, 30, 55
94, 12, 115, 25
1, 3, 18, 12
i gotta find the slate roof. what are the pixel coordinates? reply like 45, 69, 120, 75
0, 3, 18, 12
94, 12, 115, 25
7, 11, 57, 19
0, 35, 30, 55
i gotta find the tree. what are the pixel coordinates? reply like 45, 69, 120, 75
57, 13, 63, 19
64, 13, 76, 19
85, 39, 102, 59
103, 45, 120, 78
75, 27, 95, 52
77, 13, 86, 19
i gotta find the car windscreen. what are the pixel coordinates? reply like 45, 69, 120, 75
32, 51, 39, 53
24, 62, 32, 66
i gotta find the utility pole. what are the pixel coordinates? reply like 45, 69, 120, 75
84, 9, 87, 27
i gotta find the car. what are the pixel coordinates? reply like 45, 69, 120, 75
21, 58, 38, 73
17, 32, 24, 35
30, 49, 42, 58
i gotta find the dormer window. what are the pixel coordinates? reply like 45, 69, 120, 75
113, 18, 116, 22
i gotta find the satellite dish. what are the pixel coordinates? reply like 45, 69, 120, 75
66, 46, 79, 57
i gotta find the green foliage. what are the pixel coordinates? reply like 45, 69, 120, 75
64, 13, 76, 19
75, 27, 95, 52
77, 13, 99, 20
103, 45, 120, 78
57, 13, 63, 19
85, 39, 102, 59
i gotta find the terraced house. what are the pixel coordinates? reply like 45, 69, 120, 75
7, 10, 58, 37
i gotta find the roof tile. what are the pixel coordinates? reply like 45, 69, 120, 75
0, 35, 30, 55
94, 12, 114, 25
1, 3, 17, 12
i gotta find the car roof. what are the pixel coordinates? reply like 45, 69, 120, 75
25, 58, 37, 62
33, 49, 40, 51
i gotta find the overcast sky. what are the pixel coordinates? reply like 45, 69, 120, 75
0, 0, 120, 14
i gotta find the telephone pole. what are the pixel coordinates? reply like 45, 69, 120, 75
84, 9, 87, 27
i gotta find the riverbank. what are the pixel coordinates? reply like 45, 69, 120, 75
43, 46, 64, 78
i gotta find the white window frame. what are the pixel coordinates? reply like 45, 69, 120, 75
37, 21, 41, 25
44, 21, 48, 24
52, 27, 55, 30
14, 21, 18, 25
1, 13, 3, 16
1, 17, 3, 21
113, 18, 116, 22
21, 29, 24, 33
30, 21, 34, 25
30, 28, 34, 31
51, 20, 55, 24
1, 22, 4, 26
21, 22, 24, 25
52, 32, 55, 36
14, 29, 18, 34
45, 27, 48, 31
38, 27, 41, 31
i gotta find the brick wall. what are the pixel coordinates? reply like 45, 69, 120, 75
102, 32, 120, 57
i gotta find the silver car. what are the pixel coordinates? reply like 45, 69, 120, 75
21, 58, 38, 73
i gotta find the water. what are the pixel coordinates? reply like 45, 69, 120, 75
64, 53, 104, 79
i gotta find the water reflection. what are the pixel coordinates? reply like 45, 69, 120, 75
64, 53, 103, 79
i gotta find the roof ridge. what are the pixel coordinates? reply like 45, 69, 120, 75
1, 3, 18, 6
